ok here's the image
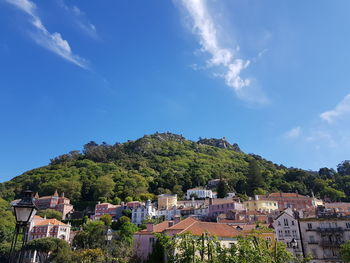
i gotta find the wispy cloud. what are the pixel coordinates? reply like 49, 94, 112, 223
177, 0, 266, 103
320, 93, 350, 123
5, 0, 88, 69
284, 126, 302, 139
283, 94, 350, 167
58, 0, 98, 39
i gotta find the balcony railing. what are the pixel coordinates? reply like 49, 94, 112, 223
317, 227, 343, 232
321, 240, 344, 247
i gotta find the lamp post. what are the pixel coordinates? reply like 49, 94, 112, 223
105, 228, 113, 243
9, 190, 38, 263
105, 228, 113, 263
290, 238, 298, 249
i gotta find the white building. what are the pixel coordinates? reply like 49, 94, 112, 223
186, 188, 213, 200
273, 208, 303, 258
157, 206, 181, 220
131, 200, 157, 225
299, 217, 350, 263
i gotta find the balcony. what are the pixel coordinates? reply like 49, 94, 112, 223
321, 240, 344, 247
317, 227, 343, 233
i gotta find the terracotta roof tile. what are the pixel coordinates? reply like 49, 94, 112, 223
179, 221, 241, 237
35, 218, 67, 226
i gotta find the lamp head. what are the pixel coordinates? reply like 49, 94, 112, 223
12, 190, 38, 225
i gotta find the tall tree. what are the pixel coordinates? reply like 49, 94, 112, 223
247, 159, 265, 195
217, 179, 229, 198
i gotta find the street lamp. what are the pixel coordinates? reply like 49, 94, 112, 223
105, 228, 113, 243
290, 238, 298, 249
9, 190, 38, 263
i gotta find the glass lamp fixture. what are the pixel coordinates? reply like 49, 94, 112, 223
13, 190, 37, 225
290, 238, 298, 249
105, 228, 113, 241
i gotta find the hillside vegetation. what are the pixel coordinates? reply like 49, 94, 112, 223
1, 132, 349, 207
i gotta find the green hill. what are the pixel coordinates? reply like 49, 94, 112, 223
0, 132, 349, 207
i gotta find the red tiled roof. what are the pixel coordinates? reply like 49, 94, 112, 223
266, 193, 309, 198
179, 221, 241, 237
35, 218, 67, 226
166, 217, 198, 230
135, 221, 173, 235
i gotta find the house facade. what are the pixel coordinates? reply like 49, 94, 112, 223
273, 208, 304, 258
158, 194, 177, 210
186, 188, 213, 200
299, 217, 350, 263
131, 200, 157, 225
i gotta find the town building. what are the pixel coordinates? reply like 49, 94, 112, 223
243, 196, 279, 213
131, 200, 157, 225
186, 188, 213, 200
157, 194, 177, 210
28, 215, 71, 242
92, 202, 124, 220
325, 202, 350, 214
133, 216, 276, 262
177, 198, 206, 208
33, 191, 73, 219
299, 208, 350, 263
257, 193, 323, 211
273, 208, 304, 258
208, 198, 244, 219
24, 216, 71, 262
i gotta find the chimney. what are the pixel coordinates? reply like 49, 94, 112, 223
209, 198, 213, 205
174, 215, 181, 225
168, 221, 175, 227
146, 223, 154, 232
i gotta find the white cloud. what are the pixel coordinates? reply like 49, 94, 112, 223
285, 126, 302, 139
320, 94, 350, 123
58, 1, 98, 39
178, 0, 254, 93
6, 0, 87, 69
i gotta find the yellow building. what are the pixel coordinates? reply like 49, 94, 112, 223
243, 197, 279, 213
157, 194, 177, 210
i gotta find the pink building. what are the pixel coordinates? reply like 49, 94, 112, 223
325, 202, 350, 213
93, 202, 121, 220
28, 216, 71, 242
208, 198, 244, 219
256, 193, 323, 211
133, 217, 241, 261
34, 191, 73, 219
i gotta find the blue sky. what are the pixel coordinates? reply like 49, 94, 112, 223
1, 0, 350, 181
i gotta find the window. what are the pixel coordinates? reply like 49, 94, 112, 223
309, 236, 315, 243
307, 223, 312, 229
284, 219, 289, 226
346, 223, 350, 229
291, 221, 295, 225
292, 230, 297, 237
278, 230, 283, 237
278, 221, 281, 226
285, 230, 291, 236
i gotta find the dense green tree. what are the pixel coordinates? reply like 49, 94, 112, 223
93, 175, 116, 200
26, 237, 73, 263
0, 198, 15, 262
37, 209, 63, 220
341, 240, 350, 263
2, 133, 350, 208
73, 220, 106, 249
338, 161, 350, 176
100, 214, 112, 227
217, 179, 229, 198
247, 159, 265, 195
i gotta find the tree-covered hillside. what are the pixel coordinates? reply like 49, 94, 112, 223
0, 132, 349, 207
